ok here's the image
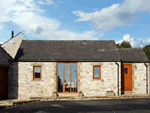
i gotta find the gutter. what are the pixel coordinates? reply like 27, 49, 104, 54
144, 63, 148, 94
115, 62, 120, 96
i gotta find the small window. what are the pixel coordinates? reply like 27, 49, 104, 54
93, 66, 101, 79
33, 66, 42, 80
124, 68, 128, 74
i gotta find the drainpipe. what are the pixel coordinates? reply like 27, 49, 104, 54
115, 62, 119, 96
144, 63, 148, 94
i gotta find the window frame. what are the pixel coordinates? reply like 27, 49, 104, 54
33, 66, 42, 80
93, 66, 101, 79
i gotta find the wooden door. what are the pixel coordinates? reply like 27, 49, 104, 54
0, 68, 8, 100
122, 64, 132, 91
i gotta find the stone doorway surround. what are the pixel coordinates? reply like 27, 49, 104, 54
121, 63, 148, 95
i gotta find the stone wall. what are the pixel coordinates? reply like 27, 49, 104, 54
8, 62, 18, 99
1, 33, 28, 59
8, 61, 148, 99
17, 62, 56, 99
78, 62, 148, 96
78, 62, 121, 96
132, 63, 148, 94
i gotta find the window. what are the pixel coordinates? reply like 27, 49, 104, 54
93, 66, 101, 79
124, 68, 128, 74
33, 66, 42, 80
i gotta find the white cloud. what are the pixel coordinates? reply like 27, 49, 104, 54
72, 0, 150, 31
0, 24, 4, 30
36, 0, 54, 5
0, 41, 4, 44
147, 39, 150, 43
58, 1, 63, 3
35, 30, 103, 40
116, 34, 150, 48
0, 0, 102, 40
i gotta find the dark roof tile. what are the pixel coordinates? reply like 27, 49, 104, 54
15, 40, 121, 62
118, 48, 149, 63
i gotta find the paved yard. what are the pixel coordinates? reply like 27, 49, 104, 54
1, 98, 150, 113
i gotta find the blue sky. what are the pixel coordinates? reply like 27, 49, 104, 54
0, 0, 150, 48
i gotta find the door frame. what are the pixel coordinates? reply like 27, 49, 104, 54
56, 62, 78, 93
121, 63, 133, 94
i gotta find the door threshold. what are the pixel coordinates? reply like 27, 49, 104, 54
57, 93, 78, 97
121, 91, 132, 95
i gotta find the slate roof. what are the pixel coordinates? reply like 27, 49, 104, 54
118, 48, 149, 63
14, 40, 121, 62
0, 47, 13, 66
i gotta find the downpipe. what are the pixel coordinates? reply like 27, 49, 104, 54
144, 63, 148, 94
115, 62, 119, 96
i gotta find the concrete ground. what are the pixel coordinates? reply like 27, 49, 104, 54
1, 98, 150, 113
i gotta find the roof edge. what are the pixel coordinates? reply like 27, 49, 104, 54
12, 59, 121, 62
118, 48, 143, 50
1, 32, 28, 46
0, 47, 14, 60
21, 40, 115, 42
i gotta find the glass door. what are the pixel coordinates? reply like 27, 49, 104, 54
57, 63, 77, 93
65, 63, 70, 92
71, 63, 77, 92
58, 63, 63, 92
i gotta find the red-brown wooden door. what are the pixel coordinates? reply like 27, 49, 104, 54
0, 68, 8, 100
123, 64, 132, 91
